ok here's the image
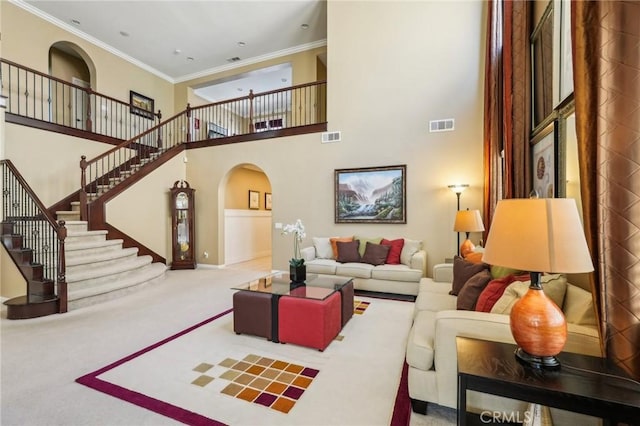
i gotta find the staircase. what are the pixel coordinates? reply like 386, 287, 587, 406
55, 204, 167, 310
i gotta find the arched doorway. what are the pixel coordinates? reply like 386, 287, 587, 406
221, 163, 272, 270
48, 42, 95, 130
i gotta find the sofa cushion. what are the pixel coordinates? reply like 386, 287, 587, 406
336, 263, 374, 279
330, 236, 353, 258
305, 259, 338, 275
475, 274, 522, 313
336, 240, 361, 263
355, 236, 382, 257
563, 284, 597, 326
361, 242, 390, 266
313, 237, 334, 259
371, 264, 423, 282
381, 238, 404, 264
457, 269, 493, 310
400, 239, 422, 266
406, 310, 436, 371
491, 274, 568, 315
451, 256, 490, 296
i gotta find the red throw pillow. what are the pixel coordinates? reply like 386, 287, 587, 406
475, 273, 530, 312
381, 238, 404, 264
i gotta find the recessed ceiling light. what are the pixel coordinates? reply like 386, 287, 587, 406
119, 31, 129, 37
187, 57, 194, 61
174, 49, 182, 55
71, 19, 81, 25
237, 88, 243, 92
237, 41, 246, 47
281, 78, 287, 83
301, 24, 309, 29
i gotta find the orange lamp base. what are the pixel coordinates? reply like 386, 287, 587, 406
460, 239, 476, 258
509, 273, 567, 369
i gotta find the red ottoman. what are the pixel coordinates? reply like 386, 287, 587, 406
278, 291, 341, 351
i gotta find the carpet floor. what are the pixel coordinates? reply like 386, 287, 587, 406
1, 262, 455, 425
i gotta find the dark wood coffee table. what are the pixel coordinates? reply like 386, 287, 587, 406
456, 337, 640, 426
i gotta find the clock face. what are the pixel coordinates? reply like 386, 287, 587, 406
176, 192, 189, 209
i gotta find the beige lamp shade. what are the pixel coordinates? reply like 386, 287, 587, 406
454, 209, 485, 257
482, 198, 593, 274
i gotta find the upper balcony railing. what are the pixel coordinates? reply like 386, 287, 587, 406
0, 58, 159, 140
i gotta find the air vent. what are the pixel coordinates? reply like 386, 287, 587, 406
321, 131, 341, 143
429, 118, 455, 132
226, 57, 241, 62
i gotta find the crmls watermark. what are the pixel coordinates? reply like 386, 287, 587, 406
479, 410, 533, 424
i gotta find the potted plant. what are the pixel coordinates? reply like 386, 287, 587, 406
282, 219, 306, 283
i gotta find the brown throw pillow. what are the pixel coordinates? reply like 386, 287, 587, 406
361, 242, 390, 266
450, 255, 489, 296
457, 269, 493, 310
336, 240, 361, 263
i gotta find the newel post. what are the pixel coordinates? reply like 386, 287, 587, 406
57, 220, 68, 313
79, 155, 88, 221
186, 103, 192, 143
156, 109, 163, 148
248, 89, 254, 133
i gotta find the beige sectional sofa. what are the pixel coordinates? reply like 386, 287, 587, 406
406, 262, 602, 422
300, 237, 427, 296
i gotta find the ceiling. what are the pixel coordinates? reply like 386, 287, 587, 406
16, 0, 327, 101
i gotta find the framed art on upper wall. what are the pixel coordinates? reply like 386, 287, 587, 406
531, 2, 554, 132
334, 165, 406, 224
559, 0, 574, 102
130, 91, 155, 120
531, 122, 557, 198
265, 193, 272, 210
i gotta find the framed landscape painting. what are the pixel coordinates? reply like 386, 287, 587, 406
335, 165, 406, 224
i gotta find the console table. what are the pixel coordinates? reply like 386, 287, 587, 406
456, 337, 640, 426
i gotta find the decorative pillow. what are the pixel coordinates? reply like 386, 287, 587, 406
490, 274, 568, 315
457, 269, 493, 310
361, 242, 390, 266
450, 256, 490, 296
336, 240, 361, 263
490, 265, 524, 279
400, 239, 422, 266
355, 236, 382, 257
475, 273, 529, 313
381, 238, 404, 264
464, 252, 484, 264
330, 236, 353, 259
312, 237, 334, 259
563, 284, 597, 326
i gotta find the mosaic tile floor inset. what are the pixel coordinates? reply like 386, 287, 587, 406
191, 354, 319, 414
354, 300, 370, 315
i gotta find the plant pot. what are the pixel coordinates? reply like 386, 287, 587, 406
290, 264, 306, 283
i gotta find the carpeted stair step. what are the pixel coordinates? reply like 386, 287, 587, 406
66, 247, 140, 273
65, 230, 109, 244
67, 262, 167, 310
62, 220, 88, 233
65, 238, 125, 257
56, 210, 81, 222
66, 255, 154, 289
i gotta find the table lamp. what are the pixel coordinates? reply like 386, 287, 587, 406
482, 198, 594, 369
448, 184, 469, 255
453, 209, 485, 257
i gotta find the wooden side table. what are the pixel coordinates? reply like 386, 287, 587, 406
456, 337, 640, 426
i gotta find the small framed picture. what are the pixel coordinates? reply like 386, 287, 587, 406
265, 193, 272, 210
531, 122, 557, 198
248, 190, 260, 209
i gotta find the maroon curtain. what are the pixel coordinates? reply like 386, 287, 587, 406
483, 0, 531, 238
572, 0, 640, 379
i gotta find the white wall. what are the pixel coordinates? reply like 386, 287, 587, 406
224, 209, 272, 265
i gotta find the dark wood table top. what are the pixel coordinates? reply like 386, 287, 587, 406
456, 337, 640, 420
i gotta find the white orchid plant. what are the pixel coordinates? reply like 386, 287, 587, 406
282, 219, 306, 267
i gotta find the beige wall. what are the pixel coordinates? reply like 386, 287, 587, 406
1, 2, 175, 117
106, 155, 186, 261
225, 167, 272, 210
50, 47, 90, 83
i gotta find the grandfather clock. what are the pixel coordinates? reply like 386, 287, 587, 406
170, 180, 196, 269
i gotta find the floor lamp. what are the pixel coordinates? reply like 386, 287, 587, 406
448, 184, 469, 256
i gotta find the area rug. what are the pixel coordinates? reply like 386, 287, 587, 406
76, 297, 414, 425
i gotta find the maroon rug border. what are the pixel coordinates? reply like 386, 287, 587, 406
75, 307, 412, 426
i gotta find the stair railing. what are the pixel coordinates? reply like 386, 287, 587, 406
0, 58, 160, 140
79, 80, 327, 221
1, 160, 68, 312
